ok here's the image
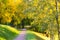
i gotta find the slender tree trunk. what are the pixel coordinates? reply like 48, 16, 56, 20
55, 0, 60, 40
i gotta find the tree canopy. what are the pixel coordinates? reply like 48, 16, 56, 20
0, 0, 60, 40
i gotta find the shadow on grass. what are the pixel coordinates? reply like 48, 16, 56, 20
35, 35, 44, 40
25, 32, 44, 40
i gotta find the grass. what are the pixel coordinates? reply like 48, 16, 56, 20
26, 31, 44, 40
31, 31, 50, 40
0, 24, 20, 40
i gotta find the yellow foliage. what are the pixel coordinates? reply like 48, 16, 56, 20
8, 0, 15, 6
20, 13, 25, 19
1, 12, 12, 23
44, 7, 48, 11
58, 2, 60, 7
4, 12, 10, 16
27, 13, 34, 18
33, 0, 39, 6
1, 17, 12, 23
38, 13, 46, 18
16, 0, 23, 5
58, 2, 60, 12
49, 0, 55, 6
49, 9, 53, 14
8, 0, 23, 7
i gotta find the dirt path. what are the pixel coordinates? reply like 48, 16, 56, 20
14, 30, 26, 40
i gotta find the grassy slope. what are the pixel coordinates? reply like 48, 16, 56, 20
32, 31, 58, 40
26, 31, 44, 40
31, 31, 50, 40
0, 24, 20, 40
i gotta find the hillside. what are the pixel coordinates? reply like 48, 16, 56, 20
0, 24, 20, 40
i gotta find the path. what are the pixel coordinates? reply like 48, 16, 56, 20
14, 29, 26, 40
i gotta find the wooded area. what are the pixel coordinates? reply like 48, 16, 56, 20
0, 0, 60, 40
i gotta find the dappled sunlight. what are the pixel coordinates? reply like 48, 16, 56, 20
0, 0, 60, 40
6, 26, 20, 34
0, 25, 20, 34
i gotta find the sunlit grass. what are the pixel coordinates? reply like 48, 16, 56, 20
0, 37, 6, 40
26, 31, 37, 40
31, 31, 50, 40
0, 24, 20, 40
26, 31, 44, 40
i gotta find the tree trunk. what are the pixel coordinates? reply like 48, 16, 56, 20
55, 0, 60, 40
55, 15, 60, 40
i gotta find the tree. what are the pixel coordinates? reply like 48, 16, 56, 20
55, 0, 60, 40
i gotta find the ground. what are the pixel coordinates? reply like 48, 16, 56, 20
15, 30, 50, 40
0, 25, 50, 40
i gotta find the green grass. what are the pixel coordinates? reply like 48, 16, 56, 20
0, 24, 20, 40
26, 31, 44, 40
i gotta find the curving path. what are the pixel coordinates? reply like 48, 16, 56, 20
14, 29, 26, 40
